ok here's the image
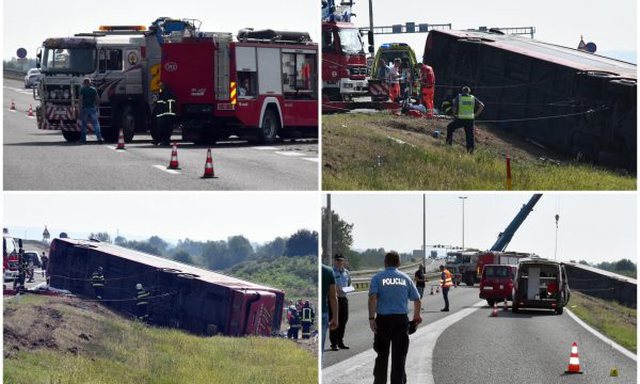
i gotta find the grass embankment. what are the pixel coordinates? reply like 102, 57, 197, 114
322, 113, 636, 190
4, 295, 317, 384
568, 291, 636, 353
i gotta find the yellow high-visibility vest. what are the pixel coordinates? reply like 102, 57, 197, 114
457, 95, 475, 120
440, 269, 453, 288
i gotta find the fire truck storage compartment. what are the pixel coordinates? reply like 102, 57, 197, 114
257, 48, 282, 95
518, 264, 558, 301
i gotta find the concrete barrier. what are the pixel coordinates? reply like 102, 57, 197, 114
565, 263, 636, 308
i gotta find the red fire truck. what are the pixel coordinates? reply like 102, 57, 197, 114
3, 229, 20, 282
322, 21, 368, 101
155, 29, 318, 144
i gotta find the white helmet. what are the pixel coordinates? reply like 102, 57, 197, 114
136, 283, 143, 290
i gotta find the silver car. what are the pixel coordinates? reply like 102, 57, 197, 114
24, 68, 43, 88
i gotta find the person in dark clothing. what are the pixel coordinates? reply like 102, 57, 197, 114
136, 283, 150, 322
152, 83, 176, 146
369, 251, 422, 384
414, 265, 426, 299
78, 78, 103, 143
41, 252, 48, 277
330, 254, 352, 351
287, 305, 301, 339
91, 266, 105, 299
301, 301, 314, 339
446, 86, 485, 153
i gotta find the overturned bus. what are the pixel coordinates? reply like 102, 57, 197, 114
48, 238, 284, 336
423, 29, 636, 170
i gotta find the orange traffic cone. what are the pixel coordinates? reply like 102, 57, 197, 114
167, 143, 180, 170
503, 299, 509, 311
491, 302, 498, 317
27, 104, 34, 117
116, 128, 125, 150
10, 99, 16, 111
202, 148, 215, 178
565, 342, 583, 374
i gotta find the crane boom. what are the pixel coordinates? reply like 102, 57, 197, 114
490, 194, 542, 252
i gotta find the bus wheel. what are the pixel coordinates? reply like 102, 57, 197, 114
62, 131, 81, 142
258, 108, 279, 144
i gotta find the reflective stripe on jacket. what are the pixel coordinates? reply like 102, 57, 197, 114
136, 289, 150, 305
302, 307, 314, 322
456, 95, 475, 120
91, 273, 105, 287
440, 269, 453, 288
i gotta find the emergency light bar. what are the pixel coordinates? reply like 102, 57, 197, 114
99, 25, 147, 32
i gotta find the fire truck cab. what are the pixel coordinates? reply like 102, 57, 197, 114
3, 229, 20, 282
322, 21, 368, 101
157, 29, 318, 144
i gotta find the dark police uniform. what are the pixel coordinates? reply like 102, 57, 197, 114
369, 267, 420, 384
330, 264, 351, 349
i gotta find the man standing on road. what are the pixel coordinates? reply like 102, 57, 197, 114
439, 265, 453, 311
414, 264, 426, 300
41, 252, 48, 278
78, 78, 103, 144
330, 254, 351, 351
369, 251, 422, 384
91, 266, 105, 300
446, 86, 485, 153
322, 264, 339, 353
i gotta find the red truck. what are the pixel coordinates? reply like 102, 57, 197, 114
321, 20, 368, 101
3, 229, 20, 282
155, 28, 318, 145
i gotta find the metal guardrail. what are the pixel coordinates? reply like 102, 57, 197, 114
4, 68, 27, 80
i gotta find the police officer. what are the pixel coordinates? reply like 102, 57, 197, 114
369, 251, 422, 384
14, 250, 27, 292
446, 86, 485, 153
439, 265, 454, 311
330, 254, 351, 351
152, 83, 176, 146
301, 301, 314, 339
91, 266, 105, 300
136, 283, 150, 322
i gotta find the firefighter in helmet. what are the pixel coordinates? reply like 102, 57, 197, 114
91, 266, 105, 300
152, 83, 176, 146
287, 304, 301, 339
301, 301, 315, 339
136, 283, 150, 322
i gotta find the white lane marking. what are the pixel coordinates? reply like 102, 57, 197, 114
322, 301, 484, 384
566, 308, 637, 361
152, 165, 181, 175
106, 146, 127, 151
26, 116, 35, 119
302, 157, 319, 163
275, 151, 305, 157
3, 86, 33, 95
251, 146, 279, 150
8, 110, 16, 113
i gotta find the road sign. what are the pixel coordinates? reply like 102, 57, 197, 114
16, 48, 27, 59
585, 42, 597, 53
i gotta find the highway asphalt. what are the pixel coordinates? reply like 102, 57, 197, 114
323, 282, 637, 384
3, 79, 318, 190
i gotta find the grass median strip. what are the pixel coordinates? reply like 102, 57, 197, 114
322, 114, 636, 190
568, 291, 636, 353
4, 295, 317, 384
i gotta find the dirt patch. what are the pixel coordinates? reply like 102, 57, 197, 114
3, 296, 116, 359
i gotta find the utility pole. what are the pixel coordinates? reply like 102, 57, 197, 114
422, 194, 426, 266
458, 196, 467, 249
327, 194, 333, 265
554, 214, 560, 260
368, 0, 374, 52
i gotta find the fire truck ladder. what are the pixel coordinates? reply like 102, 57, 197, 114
214, 33, 233, 100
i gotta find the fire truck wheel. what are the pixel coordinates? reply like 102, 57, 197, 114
117, 105, 137, 143
486, 300, 495, 307
62, 131, 81, 143
258, 108, 280, 144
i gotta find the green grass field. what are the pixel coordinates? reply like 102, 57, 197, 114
322, 114, 636, 190
568, 291, 636, 353
4, 295, 317, 384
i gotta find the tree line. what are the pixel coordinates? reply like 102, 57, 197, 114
88, 229, 318, 271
